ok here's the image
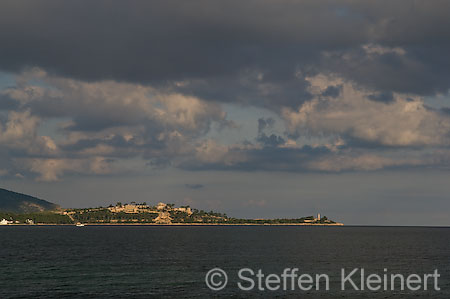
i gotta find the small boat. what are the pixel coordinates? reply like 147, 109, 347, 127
76, 223, 85, 227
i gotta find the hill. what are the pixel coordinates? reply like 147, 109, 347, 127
0, 188, 59, 213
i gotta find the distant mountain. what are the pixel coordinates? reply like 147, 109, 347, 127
0, 188, 59, 213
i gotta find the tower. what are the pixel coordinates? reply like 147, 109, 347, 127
317, 213, 321, 221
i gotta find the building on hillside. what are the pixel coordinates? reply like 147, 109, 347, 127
108, 203, 150, 213
123, 204, 139, 213
154, 212, 173, 224
156, 202, 167, 210
108, 205, 125, 213
303, 214, 321, 223
174, 207, 193, 215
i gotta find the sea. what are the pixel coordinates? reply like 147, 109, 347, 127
1, 226, 450, 298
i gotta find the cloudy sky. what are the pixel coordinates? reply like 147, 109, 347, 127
1, 0, 450, 225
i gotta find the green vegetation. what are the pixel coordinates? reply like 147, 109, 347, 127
0, 188, 59, 213
70, 209, 159, 223
225, 216, 335, 225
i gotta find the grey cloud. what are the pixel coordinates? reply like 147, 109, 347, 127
2, 1, 450, 180
0, 1, 358, 82
185, 184, 204, 190
4, 70, 227, 136
367, 92, 394, 103
321, 48, 449, 95
180, 139, 448, 173
257, 117, 275, 133
0, 0, 449, 107
180, 145, 332, 172
256, 133, 285, 148
440, 108, 450, 116
170, 70, 314, 110
60, 135, 136, 155
0, 71, 229, 180
321, 85, 342, 98
0, 94, 19, 110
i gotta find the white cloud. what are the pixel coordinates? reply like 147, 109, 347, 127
0, 110, 58, 155
26, 157, 115, 182
192, 139, 249, 166
0, 69, 229, 180
3, 68, 226, 136
283, 74, 450, 147
1, 70, 450, 178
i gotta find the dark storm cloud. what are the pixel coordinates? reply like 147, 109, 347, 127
257, 118, 275, 133
1, 0, 450, 107
321, 47, 450, 95
170, 71, 313, 109
256, 118, 286, 147
2, 0, 450, 180
256, 133, 286, 148
0, 1, 358, 82
321, 85, 342, 98
0, 94, 19, 111
367, 91, 394, 103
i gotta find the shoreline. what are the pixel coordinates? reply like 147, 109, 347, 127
1, 222, 344, 226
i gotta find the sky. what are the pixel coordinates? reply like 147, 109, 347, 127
1, 0, 450, 225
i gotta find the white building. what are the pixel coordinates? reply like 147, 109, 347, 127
0, 218, 12, 225
156, 202, 167, 210
154, 212, 173, 224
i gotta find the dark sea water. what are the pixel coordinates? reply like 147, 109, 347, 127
1, 226, 450, 298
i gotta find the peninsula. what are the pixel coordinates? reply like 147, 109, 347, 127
0, 188, 343, 226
